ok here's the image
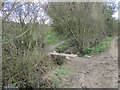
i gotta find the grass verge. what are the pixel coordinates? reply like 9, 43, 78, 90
82, 37, 114, 55
55, 37, 114, 56
45, 27, 67, 45
55, 39, 72, 52
43, 65, 70, 87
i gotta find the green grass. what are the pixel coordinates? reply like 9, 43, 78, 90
54, 65, 69, 77
55, 37, 114, 56
45, 26, 114, 56
46, 65, 69, 86
83, 37, 114, 55
55, 39, 72, 52
45, 27, 67, 45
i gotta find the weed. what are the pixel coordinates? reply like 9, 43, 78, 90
82, 37, 114, 55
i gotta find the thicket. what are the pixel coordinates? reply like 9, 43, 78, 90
45, 2, 118, 53
1, 2, 118, 88
2, 2, 53, 88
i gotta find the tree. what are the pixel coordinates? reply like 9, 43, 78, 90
45, 2, 117, 53
2, 2, 52, 88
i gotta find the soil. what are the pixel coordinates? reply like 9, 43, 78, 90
44, 41, 65, 54
44, 37, 118, 88
63, 37, 118, 88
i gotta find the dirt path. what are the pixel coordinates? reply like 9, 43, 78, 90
63, 37, 118, 88
44, 41, 64, 54
44, 38, 118, 88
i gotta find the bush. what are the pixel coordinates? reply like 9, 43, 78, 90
51, 55, 66, 65
46, 2, 117, 54
2, 22, 53, 88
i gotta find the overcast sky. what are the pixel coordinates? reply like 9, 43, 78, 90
112, 0, 119, 19
1, 0, 119, 23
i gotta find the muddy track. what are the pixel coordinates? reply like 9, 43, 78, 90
62, 37, 118, 88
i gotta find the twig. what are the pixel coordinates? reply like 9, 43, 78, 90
4, 29, 30, 44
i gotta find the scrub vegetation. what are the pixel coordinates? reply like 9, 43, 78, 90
1, 2, 118, 89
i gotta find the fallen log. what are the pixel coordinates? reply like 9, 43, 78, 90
49, 52, 77, 58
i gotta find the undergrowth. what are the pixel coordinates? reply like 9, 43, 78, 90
81, 37, 114, 56
55, 37, 114, 56
45, 27, 67, 45
43, 65, 70, 87
55, 39, 73, 52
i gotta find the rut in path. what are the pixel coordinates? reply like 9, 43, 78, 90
60, 37, 118, 88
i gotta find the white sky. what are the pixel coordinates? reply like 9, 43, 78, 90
112, 11, 118, 19
1, 0, 119, 22
112, 0, 119, 19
